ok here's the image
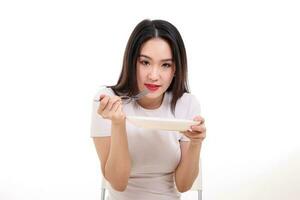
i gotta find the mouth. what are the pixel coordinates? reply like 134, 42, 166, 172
144, 83, 161, 92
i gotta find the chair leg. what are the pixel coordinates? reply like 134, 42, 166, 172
101, 188, 106, 200
198, 190, 202, 200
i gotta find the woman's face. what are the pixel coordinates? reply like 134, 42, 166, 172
136, 38, 176, 104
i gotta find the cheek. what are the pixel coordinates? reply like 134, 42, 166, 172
162, 67, 175, 82
163, 71, 175, 83
136, 67, 146, 83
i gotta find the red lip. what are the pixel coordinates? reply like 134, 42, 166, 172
145, 83, 161, 91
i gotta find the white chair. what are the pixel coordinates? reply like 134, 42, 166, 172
100, 160, 202, 200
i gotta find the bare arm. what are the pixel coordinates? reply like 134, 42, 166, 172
93, 95, 131, 191
174, 142, 201, 192
175, 116, 206, 192
105, 121, 131, 191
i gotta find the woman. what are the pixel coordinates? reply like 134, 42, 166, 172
90, 19, 206, 200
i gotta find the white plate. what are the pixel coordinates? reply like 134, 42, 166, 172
126, 116, 199, 131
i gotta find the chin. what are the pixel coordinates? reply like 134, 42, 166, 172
148, 89, 165, 98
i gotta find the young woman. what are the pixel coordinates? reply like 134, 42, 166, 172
90, 19, 206, 200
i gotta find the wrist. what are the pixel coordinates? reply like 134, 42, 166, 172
189, 140, 203, 147
111, 118, 126, 126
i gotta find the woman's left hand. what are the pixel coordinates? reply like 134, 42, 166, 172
181, 116, 206, 144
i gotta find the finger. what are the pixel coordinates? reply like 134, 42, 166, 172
113, 100, 121, 112
101, 97, 122, 119
193, 116, 205, 124
94, 94, 105, 102
99, 94, 106, 101
114, 103, 125, 120
116, 101, 124, 113
180, 129, 191, 134
182, 130, 195, 138
99, 95, 110, 111
191, 125, 206, 133
194, 132, 206, 140
181, 129, 194, 136
107, 97, 121, 111
180, 131, 186, 134
184, 130, 206, 140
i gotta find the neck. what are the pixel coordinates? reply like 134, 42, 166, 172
137, 94, 164, 109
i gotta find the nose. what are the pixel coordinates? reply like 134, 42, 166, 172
148, 66, 160, 80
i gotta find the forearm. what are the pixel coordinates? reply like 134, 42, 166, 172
105, 121, 131, 191
175, 142, 202, 192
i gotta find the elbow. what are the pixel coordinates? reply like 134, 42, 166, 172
104, 171, 130, 192
104, 174, 129, 192
110, 182, 128, 192
175, 179, 194, 193
104, 163, 131, 192
177, 185, 192, 193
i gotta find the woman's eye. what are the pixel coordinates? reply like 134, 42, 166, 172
162, 63, 171, 68
140, 60, 150, 66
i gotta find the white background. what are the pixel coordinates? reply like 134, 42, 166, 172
1, 0, 299, 199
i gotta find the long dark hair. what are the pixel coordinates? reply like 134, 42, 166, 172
108, 19, 190, 113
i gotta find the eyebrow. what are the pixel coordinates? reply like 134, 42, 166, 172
139, 54, 173, 62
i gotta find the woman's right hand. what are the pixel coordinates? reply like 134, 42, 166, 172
97, 94, 126, 124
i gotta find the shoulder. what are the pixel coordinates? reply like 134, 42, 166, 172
93, 85, 115, 100
174, 92, 201, 119
176, 92, 200, 106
